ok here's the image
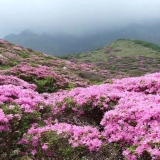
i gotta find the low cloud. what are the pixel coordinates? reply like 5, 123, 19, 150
0, 0, 160, 37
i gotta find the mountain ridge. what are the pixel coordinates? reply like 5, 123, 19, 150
3, 20, 160, 56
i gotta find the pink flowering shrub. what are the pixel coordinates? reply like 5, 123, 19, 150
12, 46, 23, 51
2, 38, 160, 159
40, 72, 160, 159
112, 72, 160, 94
101, 91, 160, 159
6, 62, 69, 92
0, 39, 9, 45
3, 51, 23, 63
19, 123, 102, 159
0, 54, 9, 65
45, 84, 121, 127
1, 71, 160, 159
0, 84, 53, 159
0, 75, 36, 90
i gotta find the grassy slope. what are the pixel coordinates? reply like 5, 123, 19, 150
62, 39, 160, 77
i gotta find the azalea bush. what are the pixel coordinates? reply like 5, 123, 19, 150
20, 123, 101, 159
0, 84, 52, 159
5, 62, 69, 92
0, 72, 160, 159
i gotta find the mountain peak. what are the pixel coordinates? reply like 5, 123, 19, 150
21, 29, 34, 34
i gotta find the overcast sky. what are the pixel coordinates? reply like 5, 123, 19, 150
0, 0, 160, 38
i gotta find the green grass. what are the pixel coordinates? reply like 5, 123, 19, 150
0, 65, 11, 70
133, 40, 160, 52
16, 51, 30, 58
29, 62, 39, 68
44, 55, 57, 60
109, 39, 160, 58
60, 39, 160, 78
0, 44, 4, 47
61, 39, 160, 63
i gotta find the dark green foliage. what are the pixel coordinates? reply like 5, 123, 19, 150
138, 151, 152, 160
58, 55, 70, 60
20, 54, 29, 58
0, 65, 11, 70
44, 55, 57, 60
16, 51, 30, 58
0, 44, 4, 47
133, 40, 160, 52
67, 82, 75, 91
9, 61, 19, 66
29, 63, 39, 68
33, 76, 56, 93
59, 53, 81, 60
27, 48, 33, 52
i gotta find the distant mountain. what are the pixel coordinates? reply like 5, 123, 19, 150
3, 20, 160, 56
3, 30, 101, 56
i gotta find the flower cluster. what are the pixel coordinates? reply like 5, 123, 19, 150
112, 72, 160, 94
1, 66, 160, 159
46, 84, 121, 115
0, 75, 36, 90
0, 39, 9, 45
6, 62, 69, 91
0, 83, 53, 159
20, 122, 102, 155
12, 46, 23, 51
42, 72, 160, 159
101, 91, 160, 159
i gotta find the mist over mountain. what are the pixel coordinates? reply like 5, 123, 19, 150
3, 20, 160, 56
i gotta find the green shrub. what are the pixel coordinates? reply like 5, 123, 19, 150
0, 65, 11, 70
133, 40, 160, 52
67, 82, 75, 91
20, 53, 29, 58
34, 76, 56, 93
29, 63, 39, 68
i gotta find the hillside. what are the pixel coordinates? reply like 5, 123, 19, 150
62, 39, 160, 77
0, 39, 106, 88
1, 39, 160, 160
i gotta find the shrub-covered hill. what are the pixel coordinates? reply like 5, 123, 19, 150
62, 39, 160, 77
1, 39, 160, 160
0, 39, 109, 89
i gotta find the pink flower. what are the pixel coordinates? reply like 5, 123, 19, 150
72, 142, 79, 147
42, 143, 48, 150
6, 114, 13, 120
9, 105, 15, 109
31, 149, 37, 155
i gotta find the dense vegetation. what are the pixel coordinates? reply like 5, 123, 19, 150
62, 39, 160, 78
133, 40, 160, 52
0, 39, 160, 159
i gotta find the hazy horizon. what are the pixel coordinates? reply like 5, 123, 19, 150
1, 0, 160, 38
